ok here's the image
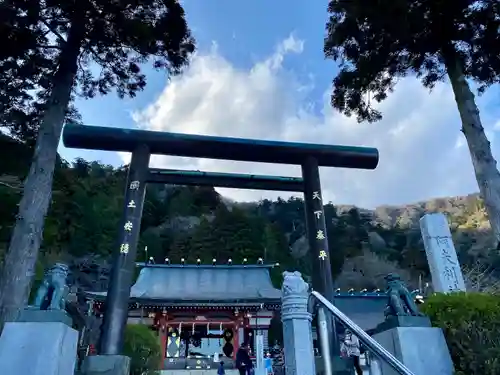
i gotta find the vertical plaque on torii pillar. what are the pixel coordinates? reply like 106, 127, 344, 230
302, 156, 339, 357
100, 144, 151, 355
302, 157, 334, 298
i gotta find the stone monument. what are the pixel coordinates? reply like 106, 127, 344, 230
0, 263, 79, 375
281, 271, 315, 375
419, 213, 466, 293
372, 274, 454, 375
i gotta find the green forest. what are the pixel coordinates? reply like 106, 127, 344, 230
2, 134, 499, 293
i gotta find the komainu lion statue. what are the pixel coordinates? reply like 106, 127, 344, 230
31, 263, 70, 311
384, 273, 424, 317
282, 271, 309, 296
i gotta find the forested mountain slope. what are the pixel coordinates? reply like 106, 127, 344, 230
1, 136, 497, 293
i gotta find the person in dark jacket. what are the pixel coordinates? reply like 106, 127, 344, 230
236, 344, 251, 375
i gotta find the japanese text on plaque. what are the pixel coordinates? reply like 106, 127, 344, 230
436, 236, 460, 290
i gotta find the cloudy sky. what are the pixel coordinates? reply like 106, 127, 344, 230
59, 0, 500, 208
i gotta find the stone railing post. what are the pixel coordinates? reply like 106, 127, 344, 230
281, 271, 315, 375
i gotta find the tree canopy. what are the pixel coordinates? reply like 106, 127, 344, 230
324, 0, 500, 248
0, 0, 195, 329
324, 0, 500, 122
123, 324, 162, 375
0, 0, 195, 142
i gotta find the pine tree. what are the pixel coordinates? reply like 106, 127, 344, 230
0, 0, 194, 328
189, 217, 221, 261
263, 222, 289, 264
324, 0, 500, 245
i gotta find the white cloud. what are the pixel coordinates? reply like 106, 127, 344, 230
123, 35, 489, 208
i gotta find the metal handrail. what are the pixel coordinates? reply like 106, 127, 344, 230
311, 291, 416, 375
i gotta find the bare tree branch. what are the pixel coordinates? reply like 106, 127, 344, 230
0, 175, 23, 190
40, 19, 66, 44
0, 181, 22, 190
335, 250, 416, 290
462, 262, 500, 294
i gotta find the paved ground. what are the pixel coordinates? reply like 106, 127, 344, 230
159, 371, 239, 375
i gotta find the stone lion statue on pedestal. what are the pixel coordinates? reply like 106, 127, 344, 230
31, 263, 70, 311
282, 271, 309, 296
384, 273, 424, 317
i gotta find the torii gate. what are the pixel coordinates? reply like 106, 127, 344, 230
62, 124, 379, 362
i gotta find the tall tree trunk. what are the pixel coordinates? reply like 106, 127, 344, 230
447, 58, 500, 247
0, 24, 84, 330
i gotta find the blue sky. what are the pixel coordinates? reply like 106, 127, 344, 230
60, 0, 500, 208
62, 0, 334, 165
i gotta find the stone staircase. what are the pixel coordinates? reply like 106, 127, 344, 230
159, 371, 240, 375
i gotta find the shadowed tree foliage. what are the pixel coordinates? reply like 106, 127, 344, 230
123, 324, 162, 375
0, 0, 195, 329
0, 1, 82, 145
324, 0, 500, 245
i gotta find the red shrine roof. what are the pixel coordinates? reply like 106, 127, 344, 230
84, 263, 281, 308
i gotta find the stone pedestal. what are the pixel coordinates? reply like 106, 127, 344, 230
0, 311, 78, 375
81, 354, 131, 375
18, 307, 73, 326
373, 327, 453, 375
373, 315, 431, 334
281, 271, 315, 375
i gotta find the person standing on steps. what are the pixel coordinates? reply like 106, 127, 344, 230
236, 343, 251, 375
264, 352, 274, 375
217, 360, 225, 375
341, 329, 363, 375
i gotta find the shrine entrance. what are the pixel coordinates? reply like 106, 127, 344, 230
165, 321, 237, 369
62, 124, 379, 364
84, 261, 280, 370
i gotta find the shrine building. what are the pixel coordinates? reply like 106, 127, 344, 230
84, 262, 281, 370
